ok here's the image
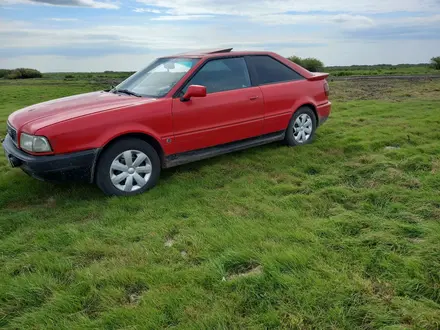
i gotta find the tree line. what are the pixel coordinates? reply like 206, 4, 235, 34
0, 57, 439, 79
287, 56, 440, 72
0, 68, 42, 79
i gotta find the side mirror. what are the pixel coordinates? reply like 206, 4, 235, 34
181, 85, 207, 102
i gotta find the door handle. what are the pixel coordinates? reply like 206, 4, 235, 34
249, 96, 259, 101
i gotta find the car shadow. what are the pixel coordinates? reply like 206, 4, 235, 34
160, 142, 284, 181
0, 142, 285, 208
0, 170, 105, 210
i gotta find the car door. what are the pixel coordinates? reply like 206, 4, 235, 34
245, 55, 306, 135
170, 57, 264, 154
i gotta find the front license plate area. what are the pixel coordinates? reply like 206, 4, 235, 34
3, 149, 15, 167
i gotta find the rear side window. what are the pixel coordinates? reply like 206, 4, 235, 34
247, 55, 304, 85
183, 57, 251, 94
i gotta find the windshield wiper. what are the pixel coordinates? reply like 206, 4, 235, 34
114, 89, 142, 97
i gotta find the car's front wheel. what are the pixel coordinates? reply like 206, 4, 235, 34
284, 106, 317, 146
96, 138, 161, 196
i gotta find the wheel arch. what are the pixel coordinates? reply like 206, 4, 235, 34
91, 132, 165, 183
294, 103, 319, 126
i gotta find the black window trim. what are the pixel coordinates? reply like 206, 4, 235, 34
244, 55, 305, 86
172, 55, 255, 98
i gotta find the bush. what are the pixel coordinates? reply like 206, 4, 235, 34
288, 55, 303, 66
301, 58, 325, 72
431, 56, 440, 70
333, 71, 352, 77
0, 69, 12, 78
6, 68, 42, 79
287, 56, 324, 72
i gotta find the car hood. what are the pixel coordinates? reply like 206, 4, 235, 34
8, 91, 157, 133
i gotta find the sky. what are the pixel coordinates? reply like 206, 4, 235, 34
0, 0, 440, 72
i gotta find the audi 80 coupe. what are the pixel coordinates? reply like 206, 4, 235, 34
2, 48, 331, 196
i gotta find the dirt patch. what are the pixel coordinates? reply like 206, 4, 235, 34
127, 293, 141, 305
269, 173, 293, 184
224, 205, 249, 217
224, 265, 263, 281
330, 79, 440, 102
432, 159, 440, 174
124, 282, 148, 306
384, 146, 400, 150
387, 168, 404, 179
45, 197, 56, 208
164, 239, 174, 247
323, 148, 345, 157
4, 201, 31, 211
409, 238, 425, 244
371, 280, 395, 303
401, 178, 422, 190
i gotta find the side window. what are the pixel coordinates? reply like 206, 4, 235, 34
248, 55, 304, 85
184, 57, 251, 94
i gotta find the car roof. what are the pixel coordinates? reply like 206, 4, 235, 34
163, 48, 274, 59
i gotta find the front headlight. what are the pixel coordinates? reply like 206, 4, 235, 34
20, 133, 52, 152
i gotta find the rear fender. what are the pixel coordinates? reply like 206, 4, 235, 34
291, 96, 317, 115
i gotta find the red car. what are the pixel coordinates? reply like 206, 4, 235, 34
2, 48, 331, 196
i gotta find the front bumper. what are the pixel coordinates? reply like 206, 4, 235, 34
2, 134, 99, 182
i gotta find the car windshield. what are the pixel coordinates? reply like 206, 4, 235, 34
114, 57, 199, 98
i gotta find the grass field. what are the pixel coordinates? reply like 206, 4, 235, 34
326, 64, 438, 77
1, 76, 440, 329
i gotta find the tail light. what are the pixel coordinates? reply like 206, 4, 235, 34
324, 80, 329, 97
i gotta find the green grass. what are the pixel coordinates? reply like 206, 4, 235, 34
326, 64, 438, 77
1, 77, 440, 329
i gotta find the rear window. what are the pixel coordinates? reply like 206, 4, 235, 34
247, 55, 304, 85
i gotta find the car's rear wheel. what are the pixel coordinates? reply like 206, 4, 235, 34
284, 106, 317, 146
96, 138, 161, 196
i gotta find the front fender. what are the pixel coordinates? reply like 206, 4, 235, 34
96, 123, 164, 149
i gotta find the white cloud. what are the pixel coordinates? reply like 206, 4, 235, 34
2, 38, 439, 72
0, 19, 324, 50
152, 14, 214, 20
0, 54, 157, 72
47, 18, 79, 21
133, 8, 161, 13
331, 14, 374, 26
278, 39, 440, 66
136, 0, 440, 16
250, 13, 374, 28
1, 10, 438, 53
1, 0, 440, 71
0, 0, 119, 9
392, 14, 440, 25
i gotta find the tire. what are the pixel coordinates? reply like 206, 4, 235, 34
284, 106, 317, 146
96, 138, 161, 196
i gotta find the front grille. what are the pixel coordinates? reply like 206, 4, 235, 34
7, 122, 17, 146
